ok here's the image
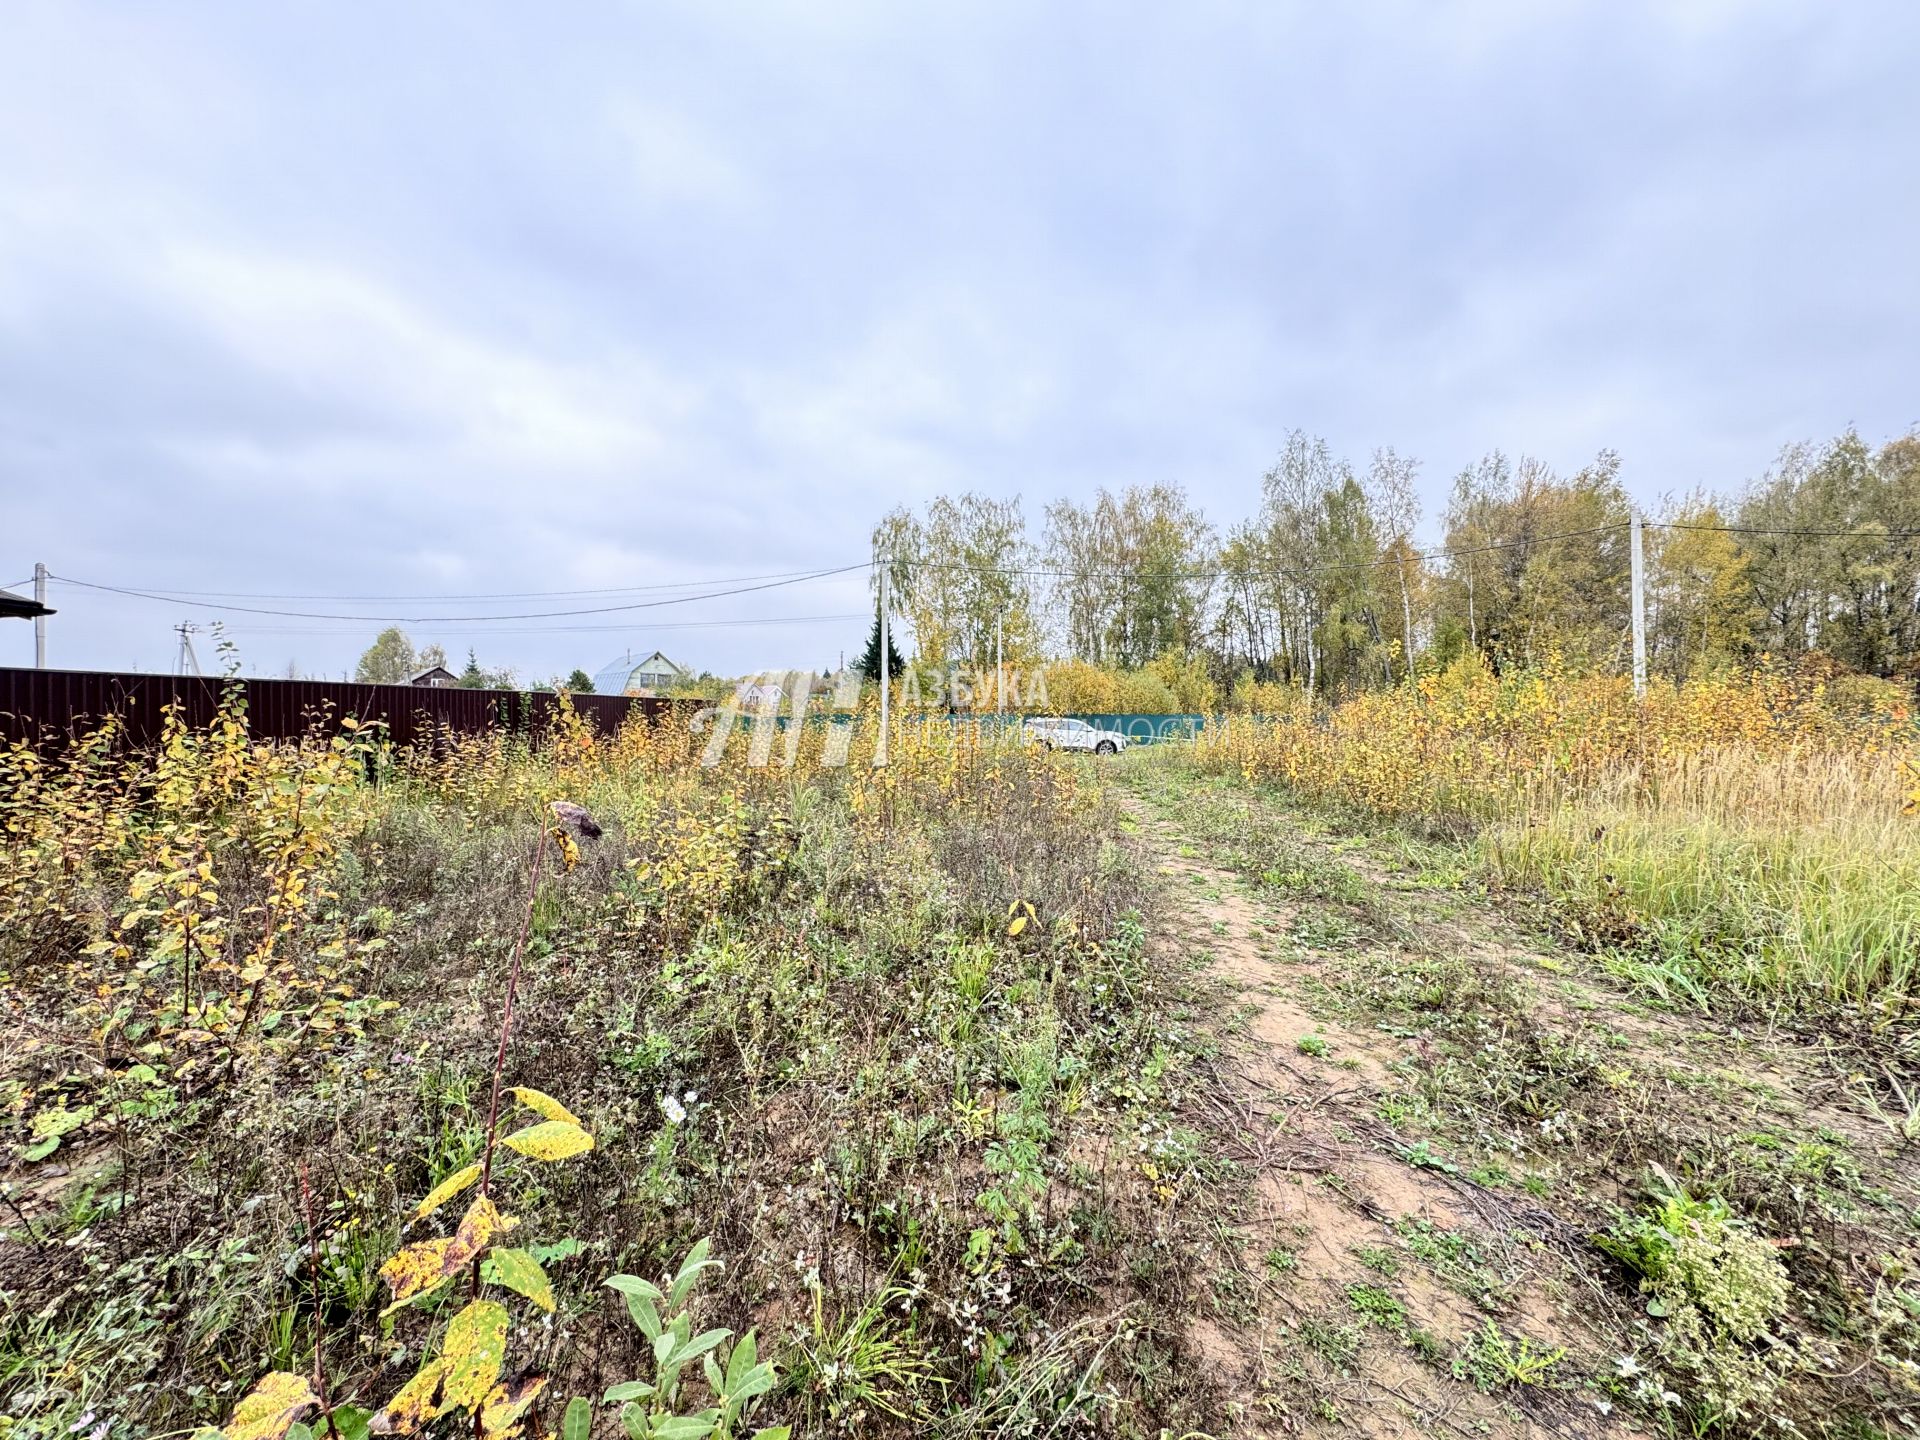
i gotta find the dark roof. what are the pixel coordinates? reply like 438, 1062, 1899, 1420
0, 588, 53, 620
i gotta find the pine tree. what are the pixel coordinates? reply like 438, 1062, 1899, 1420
856, 607, 904, 682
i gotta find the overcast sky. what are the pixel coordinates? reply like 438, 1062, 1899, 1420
3, 1, 1915, 680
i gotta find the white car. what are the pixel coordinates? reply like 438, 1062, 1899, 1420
1023, 716, 1128, 754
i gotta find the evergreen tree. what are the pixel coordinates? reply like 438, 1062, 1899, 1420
856, 606, 904, 682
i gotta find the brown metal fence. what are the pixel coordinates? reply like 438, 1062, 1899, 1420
0, 668, 679, 750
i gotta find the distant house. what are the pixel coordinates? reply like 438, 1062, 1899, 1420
0, 587, 53, 621
735, 678, 786, 709
592, 649, 689, 696
733, 673, 835, 709
410, 665, 459, 687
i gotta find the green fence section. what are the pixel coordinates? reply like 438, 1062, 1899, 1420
706, 709, 1209, 744
1058, 713, 1205, 743
891, 712, 1208, 743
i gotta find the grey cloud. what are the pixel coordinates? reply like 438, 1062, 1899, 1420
2, 0, 1915, 678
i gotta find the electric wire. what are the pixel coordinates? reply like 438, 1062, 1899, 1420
216, 612, 868, 638
39, 518, 1920, 624
897, 518, 1920, 584
46, 563, 868, 622
1654, 521, 1920, 539
898, 523, 1633, 583
77, 566, 864, 603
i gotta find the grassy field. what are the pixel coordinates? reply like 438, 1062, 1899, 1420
1196, 662, 1920, 1012
1118, 748, 1920, 1434
3, 682, 1918, 1439
1, 703, 1236, 1439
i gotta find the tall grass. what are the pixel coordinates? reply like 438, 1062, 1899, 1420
1488, 748, 1920, 1006
1194, 661, 1920, 1010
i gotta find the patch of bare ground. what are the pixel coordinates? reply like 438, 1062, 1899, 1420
1117, 757, 1920, 1439
1126, 797, 1631, 1438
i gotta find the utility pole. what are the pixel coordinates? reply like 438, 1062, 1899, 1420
877, 556, 890, 767
1629, 510, 1647, 700
995, 614, 1004, 724
33, 561, 47, 668
175, 621, 203, 677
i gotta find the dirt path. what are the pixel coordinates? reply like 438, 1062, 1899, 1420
1115, 755, 1920, 1438
1123, 791, 1629, 1438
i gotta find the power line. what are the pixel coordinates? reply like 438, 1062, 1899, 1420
47, 563, 869, 622
82, 565, 862, 603
903, 522, 1632, 583
1653, 520, 1920, 539
901, 517, 1920, 584
39, 516, 1920, 630
215, 612, 868, 638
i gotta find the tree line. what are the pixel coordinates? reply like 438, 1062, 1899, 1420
352, 627, 595, 693
872, 427, 1920, 693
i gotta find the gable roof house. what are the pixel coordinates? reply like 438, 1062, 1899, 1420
592, 649, 689, 696
409, 665, 460, 687
734, 677, 786, 709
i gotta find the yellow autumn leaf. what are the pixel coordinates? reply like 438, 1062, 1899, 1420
501, 1120, 594, 1162
380, 1197, 516, 1310
439, 1299, 509, 1413
488, 1246, 555, 1313
223, 1371, 318, 1440
508, 1087, 583, 1128
414, 1163, 483, 1221
1007, 915, 1028, 937
451, 1194, 517, 1252
372, 1356, 447, 1436
379, 1237, 457, 1311
481, 1374, 549, 1438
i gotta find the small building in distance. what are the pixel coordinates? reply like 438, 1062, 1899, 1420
735, 677, 786, 709
409, 665, 460, 688
735, 671, 836, 709
592, 649, 689, 696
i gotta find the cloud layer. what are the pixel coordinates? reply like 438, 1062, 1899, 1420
3, 2, 1915, 677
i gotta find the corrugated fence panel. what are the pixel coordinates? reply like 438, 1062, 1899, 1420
0, 668, 677, 750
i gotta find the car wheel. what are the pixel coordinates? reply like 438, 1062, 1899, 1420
1095, 739, 1116, 755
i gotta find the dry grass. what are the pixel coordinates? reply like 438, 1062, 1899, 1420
1490, 747, 1920, 1005
1195, 660, 1920, 1010
0, 700, 1235, 1439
